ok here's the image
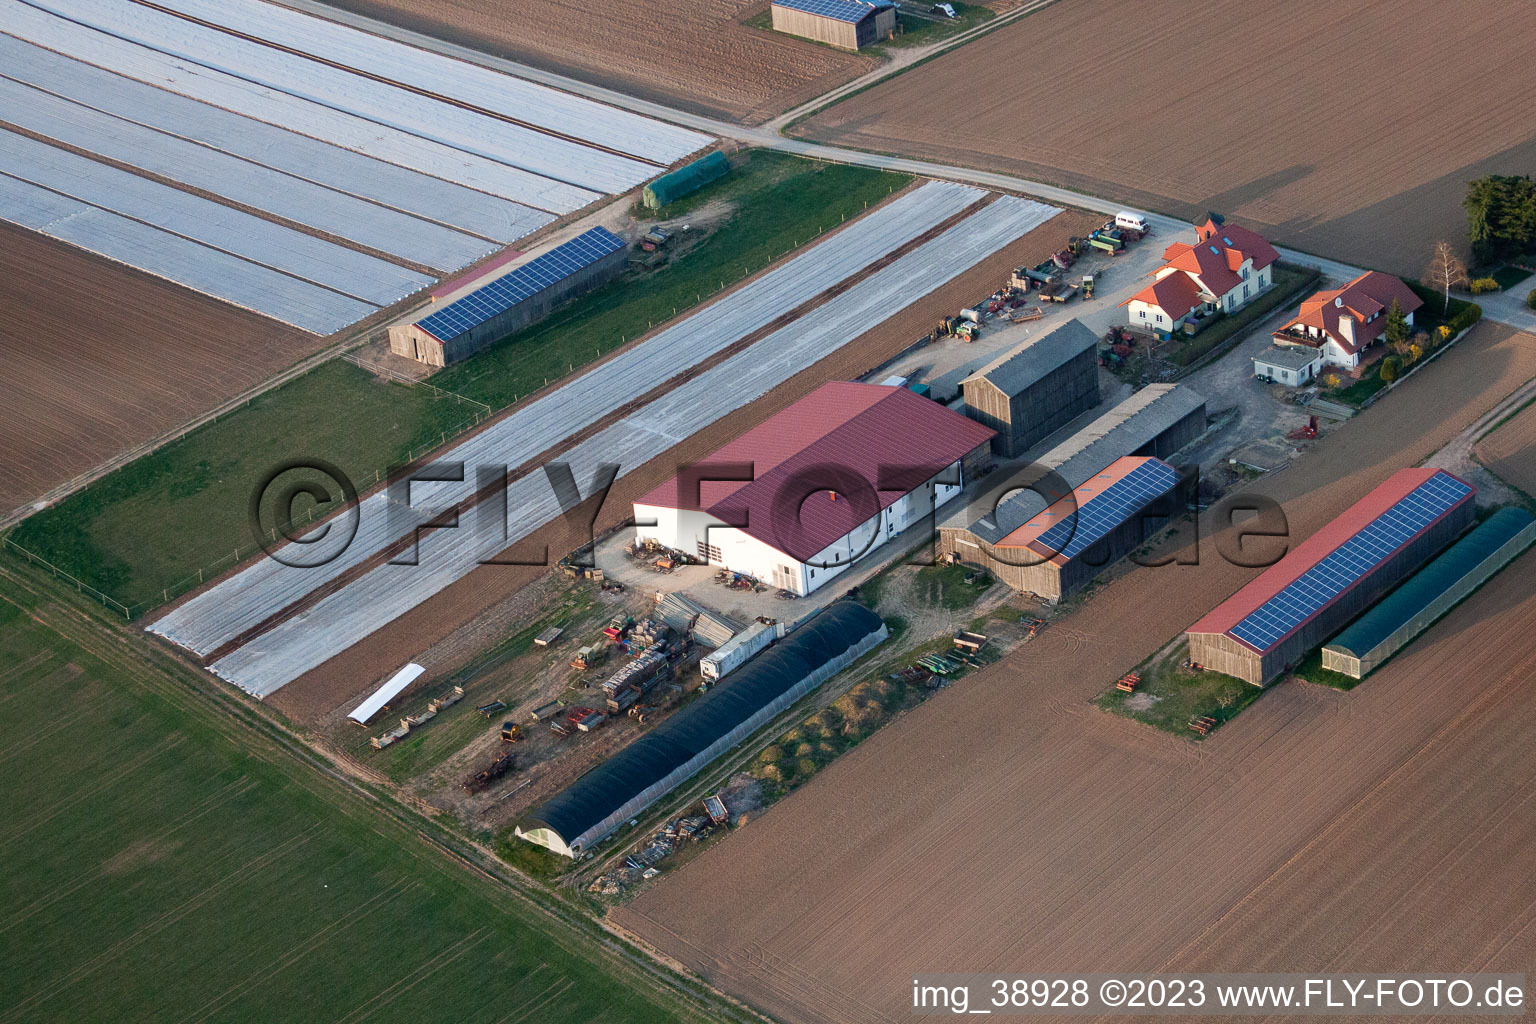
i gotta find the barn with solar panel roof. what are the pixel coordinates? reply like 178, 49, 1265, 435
1186, 467, 1476, 686
388, 226, 627, 366
771, 0, 898, 50
940, 383, 1206, 601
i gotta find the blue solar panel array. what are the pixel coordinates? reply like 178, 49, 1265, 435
1228, 472, 1471, 653
416, 226, 625, 341
773, 0, 893, 23
1029, 459, 1180, 562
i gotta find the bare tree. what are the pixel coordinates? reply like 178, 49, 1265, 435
1426, 241, 1469, 314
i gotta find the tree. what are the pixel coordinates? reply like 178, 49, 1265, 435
1384, 298, 1409, 347
1379, 356, 1400, 383
1463, 175, 1536, 263
1426, 241, 1469, 314
1527, 288, 1536, 311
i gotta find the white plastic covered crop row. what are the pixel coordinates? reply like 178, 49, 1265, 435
0, 129, 432, 305
0, 1, 599, 212
0, 174, 378, 333
27, 0, 657, 195
144, 0, 711, 165
0, 77, 497, 272
0, 35, 553, 243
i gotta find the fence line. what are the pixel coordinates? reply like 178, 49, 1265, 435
3, 537, 131, 619
344, 354, 492, 414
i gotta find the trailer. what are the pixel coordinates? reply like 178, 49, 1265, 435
952, 630, 988, 652
700, 620, 777, 681
534, 626, 564, 647
529, 700, 563, 723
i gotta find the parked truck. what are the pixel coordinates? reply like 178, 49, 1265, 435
699, 620, 778, 682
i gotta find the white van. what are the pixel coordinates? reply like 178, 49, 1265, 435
1114, 211, 1149, 233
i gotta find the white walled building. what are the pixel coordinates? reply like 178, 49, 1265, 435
1269, 270, 1424, 371
1122, 215, 1279, 335
633, 382, 994, 596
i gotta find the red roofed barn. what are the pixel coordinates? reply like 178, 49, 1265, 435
1122, 214, 1279, 335
634, 382, 994, 596
1270, 271, 1423, 371
1185, 467, 1474, 685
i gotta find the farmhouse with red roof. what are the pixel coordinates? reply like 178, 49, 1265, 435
633, 381, 994, 596
1266, 270, 1423, 373
1121, 213, 1280, 335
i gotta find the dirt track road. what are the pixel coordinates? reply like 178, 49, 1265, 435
613, 323, 1536, 1024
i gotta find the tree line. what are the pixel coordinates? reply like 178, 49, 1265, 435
1464, 174, 1536, 264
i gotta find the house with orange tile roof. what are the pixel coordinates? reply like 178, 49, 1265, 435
1121, 214, 1280, 335
1268, 270, 1423, 371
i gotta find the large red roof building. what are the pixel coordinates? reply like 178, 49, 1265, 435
634, 381, 994, 595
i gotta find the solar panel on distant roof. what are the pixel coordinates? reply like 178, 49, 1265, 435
1227, 472, 1471, 652
416, 226, 624, 341
773, 0, 888, 23
1029, 460, 1180, 562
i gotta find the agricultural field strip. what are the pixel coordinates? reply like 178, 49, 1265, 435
0, 76, 497, 273
0, 36, 551, 245
0, 1, 599, 214
142, 0, 711, 166
205, 196, 1059, 695
0, 175, 377, 333
27, 0, 660, 196
0, 129, 430, 306
151, 180, 987, 657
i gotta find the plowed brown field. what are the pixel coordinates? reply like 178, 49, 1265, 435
267, 207, 1103, 722
613, 323, 1536, 1024
0, 226, 328, 517
320, 0, 874, 124
1475, 398, 1536, 498
797, 0, 1536, 276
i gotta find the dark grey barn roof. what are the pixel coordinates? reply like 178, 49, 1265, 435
522, 600, 884, 847
961, 318, 1097, 398
952, 384, 1206, 544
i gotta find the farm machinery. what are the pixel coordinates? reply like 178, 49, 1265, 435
1100, 325, 1138, 365
1287, 415, 1320, 441
462, 748, 516, 793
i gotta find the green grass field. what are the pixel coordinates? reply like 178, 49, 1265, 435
432, 151, 910, 409
8, 361, 479, 615
913, 561, 994, 609
7, 151, 908, 616
1096, 640, 1264, 738
884, 3, 994, 49
0, 564, 724, 1024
